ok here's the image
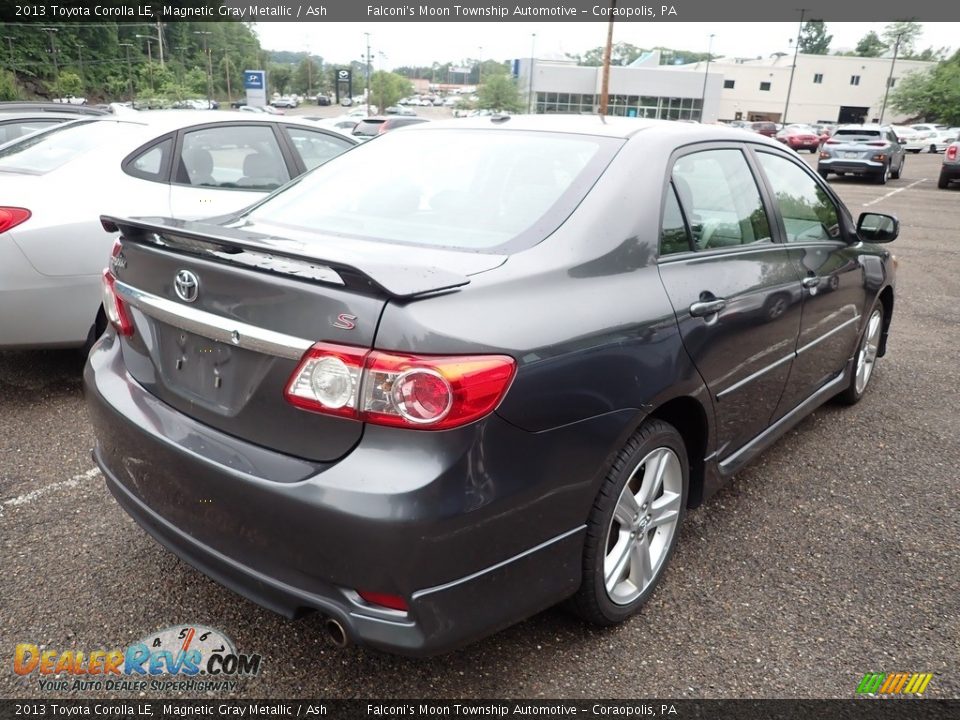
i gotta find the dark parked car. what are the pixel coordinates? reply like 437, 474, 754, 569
938, 142, 960, 189
749, 121, 778, 137
351, 115, 429, 138
818, 124, 905, 184
316, 95, 332, 106
87, 117, 898, 656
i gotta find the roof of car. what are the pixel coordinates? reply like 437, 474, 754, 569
401, 114, 787, 145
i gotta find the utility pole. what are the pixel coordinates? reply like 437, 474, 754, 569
77, 43, 85, 95
782, 8, 806, 125
527, 33, 536, 113
879, 33, 902, 125
42, 27, 60, 100
364, 32, 371, 116
224, 55, 233, 103
155, 20, 164, 66
135, 35, 155, 93
119, 42, 134, 103
599, 1, 616, 115
699, 33, 715, 122
478, 46, 483, 85
194, 31, 213, 107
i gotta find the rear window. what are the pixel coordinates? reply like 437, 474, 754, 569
352, 119, 386, 137
0, 119, 140, 174
834, 129, 881, 141
244, 128, 621, 252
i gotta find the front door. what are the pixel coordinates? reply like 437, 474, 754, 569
657, 146, 803, 460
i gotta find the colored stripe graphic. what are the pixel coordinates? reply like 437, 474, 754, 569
857, 672, 933, 695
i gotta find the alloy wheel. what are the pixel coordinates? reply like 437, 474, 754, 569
855, 309, 882, 395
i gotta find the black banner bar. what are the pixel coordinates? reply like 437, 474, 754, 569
2, 0, 960, 23
2, 700, 960, 720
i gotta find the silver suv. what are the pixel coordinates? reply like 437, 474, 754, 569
818, 124, 905, 184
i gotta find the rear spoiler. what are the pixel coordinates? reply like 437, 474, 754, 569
101, 215, 470, 299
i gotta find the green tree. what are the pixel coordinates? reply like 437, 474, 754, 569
798, 20, 832, 55
883, 21, 923, 58
0, 70, 18, 100
889, 53, 960, 125
57, 70, 83, 97
370, 70, 413, 112
477, 74, 522, 113
854, 31, 887, 57
294, 56, 319, 95
269, 64, 292, 95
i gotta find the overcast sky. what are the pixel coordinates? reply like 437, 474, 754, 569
254, 22, 959, 68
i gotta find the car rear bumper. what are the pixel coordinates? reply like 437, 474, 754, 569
84, 333, 621, 655
818, 159, 885, 175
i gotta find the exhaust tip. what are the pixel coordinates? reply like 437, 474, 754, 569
324, 617, 349, 648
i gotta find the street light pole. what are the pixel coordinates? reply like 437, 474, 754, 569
77, 43, 85, 95
879, 33, 902, 125
782, 8, 806, 125
527, 33, 536, 113
599, 1, 616, 115
118, 42, 134, 103
700, 33, 715, 122
42, 27, 60, 100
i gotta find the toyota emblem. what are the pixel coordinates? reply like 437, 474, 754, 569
174, 270, 200, 303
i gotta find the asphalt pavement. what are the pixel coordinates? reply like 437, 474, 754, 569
0, 149, 957, 700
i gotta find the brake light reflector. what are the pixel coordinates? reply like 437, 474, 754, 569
101, 270, 134, 336
285, 343, 515, 430
0, 207, 30, 234
948, 146, 958, 161
356, 590, 409, 612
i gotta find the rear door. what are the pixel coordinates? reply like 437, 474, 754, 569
657, 145, 803, 460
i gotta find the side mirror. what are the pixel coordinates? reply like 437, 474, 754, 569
857, 212, 899, 243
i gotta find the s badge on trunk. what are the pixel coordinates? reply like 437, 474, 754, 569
174, 270, 200, 303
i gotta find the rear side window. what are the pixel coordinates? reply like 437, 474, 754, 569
244, 129, 621, 252
124, 137, 172, 181
671, 148, 771, 250
177, 125, 290, 191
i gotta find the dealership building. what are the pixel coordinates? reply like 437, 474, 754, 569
517, 51, 935, 125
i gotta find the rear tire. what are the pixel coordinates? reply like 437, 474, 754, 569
836, 305, 884, 406
875, 164, 889, 185
890, 159, 902, 180
939, 170, 950, 189
79, 307, 108, 359
570, 419, 688, 626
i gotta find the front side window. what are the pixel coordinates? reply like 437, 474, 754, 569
671, 148, 771, 250
756, 152, 840, 243
178, 124, 290, 190
659, 183, 691, 256
283, 126, 353, 171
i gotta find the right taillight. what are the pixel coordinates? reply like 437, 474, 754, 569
0, 207, 31, 234
947, 146, 958, 161
285, 342, 515, 430
101, 240, 134, 336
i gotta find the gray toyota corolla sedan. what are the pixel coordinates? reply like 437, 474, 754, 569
86, 116, 898, 655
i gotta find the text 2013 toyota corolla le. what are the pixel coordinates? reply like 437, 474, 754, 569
86, 116, 898, 656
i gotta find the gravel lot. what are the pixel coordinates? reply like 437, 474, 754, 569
1, 146, 957, 700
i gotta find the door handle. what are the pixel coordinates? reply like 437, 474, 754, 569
689, 298, 727, 317
802, 276, 820, 289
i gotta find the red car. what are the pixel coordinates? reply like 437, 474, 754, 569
775, 125, 822, 153
749, 121, 778, 137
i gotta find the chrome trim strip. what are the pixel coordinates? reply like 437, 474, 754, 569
114, 280, 313, 361
717, 352, 795, 400
796, 315, 860, 355
411, 525, 586, 599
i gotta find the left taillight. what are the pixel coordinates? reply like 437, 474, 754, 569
285, 342, 516, 430
0, 207, 30, 234
947, 145, 958, 161
101, 240, 133, 336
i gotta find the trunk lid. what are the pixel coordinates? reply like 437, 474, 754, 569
106, 215, 505, 462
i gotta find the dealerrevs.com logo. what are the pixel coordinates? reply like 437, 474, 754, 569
856, 672, 934, 697
13, 625, 261, 693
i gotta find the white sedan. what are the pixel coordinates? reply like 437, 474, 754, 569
0, 111, 357, 351
909, 124, 957, 153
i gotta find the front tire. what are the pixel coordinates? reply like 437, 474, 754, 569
571, 419, 688, 626
818, 169, 830, 180
837, 305, 884, 405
